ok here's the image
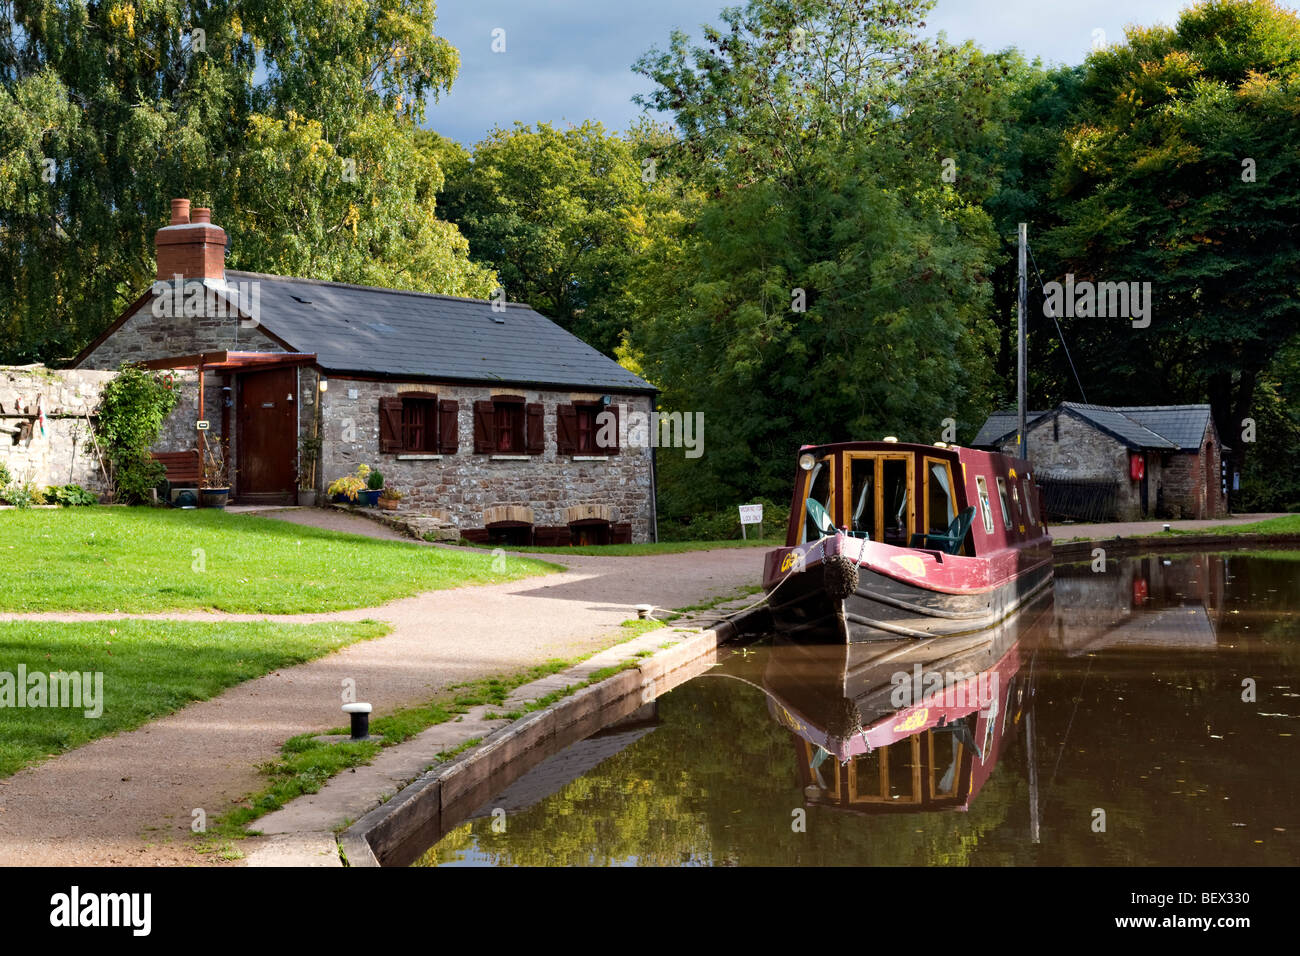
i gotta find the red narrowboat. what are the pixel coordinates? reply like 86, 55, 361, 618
762, 440, 1053, 643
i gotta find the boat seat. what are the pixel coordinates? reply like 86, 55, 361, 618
805, 499, 836, 538
909, 506, 976, 555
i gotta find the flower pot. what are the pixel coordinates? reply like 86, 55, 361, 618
361, 489, 381, 507
378, 497, 400, 511
298, 489, 318, 507
200, 488, 229, 509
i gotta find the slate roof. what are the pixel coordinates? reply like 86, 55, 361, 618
1114, 405, 1214, 451
971, 410, 1051, 448
223, 271, 655, 393
1061, 403, 1177, 450
973, 402, 1215, 451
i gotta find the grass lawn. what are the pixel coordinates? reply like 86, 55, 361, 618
0, 618, 388, 777
0, 508, 561, 613
463, 537, 782, 557
1167, 514, 1300, 535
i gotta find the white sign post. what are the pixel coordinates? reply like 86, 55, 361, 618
738, 503, 764, 540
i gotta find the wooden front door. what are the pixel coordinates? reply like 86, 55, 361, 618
236, 367, 298, 503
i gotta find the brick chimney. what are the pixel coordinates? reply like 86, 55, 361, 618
155, 198, 227, 280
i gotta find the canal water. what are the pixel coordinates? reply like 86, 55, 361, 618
417, 550, 1299, 866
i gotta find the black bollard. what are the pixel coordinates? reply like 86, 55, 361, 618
343, 702, 373, 741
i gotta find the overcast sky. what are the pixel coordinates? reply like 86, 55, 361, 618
425, 0, 1204, 146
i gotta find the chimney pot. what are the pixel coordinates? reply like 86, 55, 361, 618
156, 197, 225, 281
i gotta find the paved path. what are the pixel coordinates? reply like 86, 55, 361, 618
1050, 514, 1286, 541
0, 510, 765, 866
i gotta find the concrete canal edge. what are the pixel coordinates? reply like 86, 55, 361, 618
338, 615, 752, 867
1052, 531, 1300, 561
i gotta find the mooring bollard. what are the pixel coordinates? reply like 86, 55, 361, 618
1163, 523, 1171, 532
342, 702, 373, 741
635, 604, 655, 620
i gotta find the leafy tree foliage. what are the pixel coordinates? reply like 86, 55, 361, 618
437, 121, 647, 356
1029, 0, 1300, 493
0, 0, 491, 365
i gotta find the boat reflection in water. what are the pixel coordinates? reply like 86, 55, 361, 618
760, 592, 1053, 815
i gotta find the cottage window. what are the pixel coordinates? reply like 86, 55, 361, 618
401, 397, 437, 453
495, 402, 523, 452
557, 402, 619, 456
379, 394, 459, 454
473, 398, 545, 455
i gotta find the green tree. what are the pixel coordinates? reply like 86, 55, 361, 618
625, 0, 1013, 516
1034, 0, 1300, 490
437, 121, 647, 355
0, 0, 490, 365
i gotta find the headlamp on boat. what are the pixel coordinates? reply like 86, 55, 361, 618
798, 452, 817, 471
882, 435, 898, 443
934, 441, 947, 448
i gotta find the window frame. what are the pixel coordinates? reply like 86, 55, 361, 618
975, 475, 996, 534
995, 476, 1012, 530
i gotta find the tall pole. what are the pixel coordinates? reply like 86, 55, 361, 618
1017, 223, 1028, 462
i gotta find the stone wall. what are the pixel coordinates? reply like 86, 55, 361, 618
1000, 411, 1153, 521
75, 294, 284, 370
0, 365, 199, 497
1161, 421, 1227, 519
317, 378, 656, 541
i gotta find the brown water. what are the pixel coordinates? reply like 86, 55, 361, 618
417, 550, 1300, 866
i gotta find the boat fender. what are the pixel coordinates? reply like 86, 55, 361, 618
823, 553, 860, 600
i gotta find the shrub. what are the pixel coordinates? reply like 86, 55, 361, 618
4, 482, 46, 509
0, 463, 10, 488
45, 484, 98, 506
94, 365, 180, 503
367, 467, 385, 491
657, 497, 790, 541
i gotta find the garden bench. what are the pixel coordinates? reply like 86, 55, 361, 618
151, 449, 201, 487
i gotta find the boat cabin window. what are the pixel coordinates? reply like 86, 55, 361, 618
840, 453, 912, 544
1009, 481, 1023, 530
849, 739, 921, 804
848, 457, 875, 539
995, 477, 1012, 530
801, 456, 835, 543
975, 475, 995, 534
1021, 476, 1037, 526
923, 458, 957, 535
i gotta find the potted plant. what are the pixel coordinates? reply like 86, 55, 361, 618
362, 467, 384, 507
200, 439, 231, 509
328, 463, 370, 504
378, 485, 404, 511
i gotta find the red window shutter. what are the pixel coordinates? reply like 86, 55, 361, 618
379, 397, 403, 453
438, 399, 459, 454
557, 405, 578, 455
525, 402, 545, 455
598, 402, 620, 455
473, 400, 494, 453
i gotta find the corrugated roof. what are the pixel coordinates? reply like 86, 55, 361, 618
1115, 405, 1213, 451
225, 271, 655, 392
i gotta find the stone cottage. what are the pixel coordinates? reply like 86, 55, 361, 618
973, 402, 1228, 522
73, 199, 660, 543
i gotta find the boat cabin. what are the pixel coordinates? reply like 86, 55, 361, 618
786, 440, 1048, 556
